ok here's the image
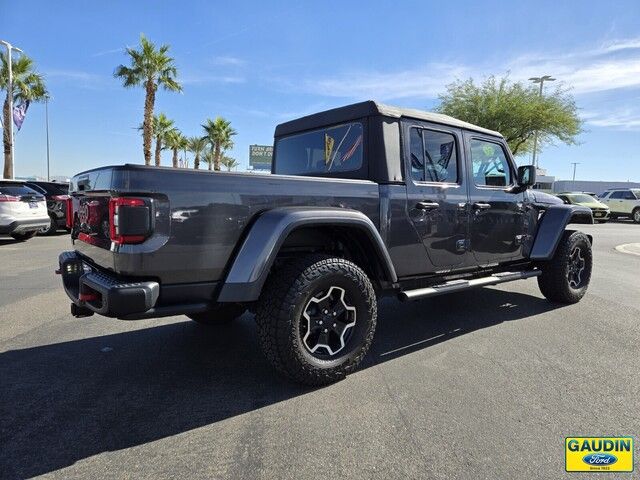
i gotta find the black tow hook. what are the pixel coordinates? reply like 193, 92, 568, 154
70, 303, 94, 318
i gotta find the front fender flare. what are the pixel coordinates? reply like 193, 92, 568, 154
217, 207, 397, 302
529, 204, 593, 260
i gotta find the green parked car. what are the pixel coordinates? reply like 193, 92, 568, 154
556, 192, 610, 223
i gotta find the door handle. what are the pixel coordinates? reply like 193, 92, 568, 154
473, 202, 491, 210
416, 201, 439, 210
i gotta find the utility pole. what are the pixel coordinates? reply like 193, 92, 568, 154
529, 75, 556, 170
571, 162, 580, 189
45, 96, 51, 181
0, 40, 23, 179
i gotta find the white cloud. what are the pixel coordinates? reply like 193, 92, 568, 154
210, 56, 246, 66
44, 69, 111, 90
181, 74, 246, 85
301, 36, 640, 100
582, 108, 640, 130
90, 47, 124, 58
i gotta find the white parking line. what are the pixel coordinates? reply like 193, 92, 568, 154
615, 243, 640, 256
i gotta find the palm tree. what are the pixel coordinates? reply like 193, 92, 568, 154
220, 156, 239, 172
114, 34, 181, 166
164, 130, 185, 168
202, 117, 237, 171
203, 150, 215, 171
152, 113, 175, 166
1, 55, 47, 179
188, 136, 208, 170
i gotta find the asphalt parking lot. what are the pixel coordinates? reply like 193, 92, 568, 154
1, 223, 639, 479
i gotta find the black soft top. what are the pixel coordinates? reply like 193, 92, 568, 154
275, 100, 502, 138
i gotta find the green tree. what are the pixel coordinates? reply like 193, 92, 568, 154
435, 75, 581, 156
114, 34, 181, 166
203, 150, 215, 171
152, 113, 175, 167
188, 136, 208, 170
202, 117, 237, 171
164, 130, 186, 168
1, 55, 47, 179
220, 156, 239, 171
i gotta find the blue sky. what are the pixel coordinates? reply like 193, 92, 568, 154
1, 0, 639, 181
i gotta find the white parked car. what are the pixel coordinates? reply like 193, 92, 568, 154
0, 180, 50, 241
599, 189, 640, 223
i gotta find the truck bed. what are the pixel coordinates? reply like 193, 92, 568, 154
69, 165, 380, 285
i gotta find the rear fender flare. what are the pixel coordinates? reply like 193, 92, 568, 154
529, 205, 593, 261
217, 207, 397, 302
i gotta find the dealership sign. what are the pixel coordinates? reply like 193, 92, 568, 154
249, 144, 273, 170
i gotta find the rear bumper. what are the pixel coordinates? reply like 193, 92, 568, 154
0, 217, 50, 235
58, 251, 215, 320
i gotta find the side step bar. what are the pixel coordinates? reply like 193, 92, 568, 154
398, 270, 541, 301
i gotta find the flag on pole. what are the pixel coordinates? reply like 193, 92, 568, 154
13, 101, 30, 131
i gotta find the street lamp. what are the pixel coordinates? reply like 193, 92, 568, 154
45, 95, 51, 181
571, 162, 580, 189
1, 40, 24, 180
529, 75, 556, 170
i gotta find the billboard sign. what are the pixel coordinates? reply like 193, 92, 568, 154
249, 144, 273, 170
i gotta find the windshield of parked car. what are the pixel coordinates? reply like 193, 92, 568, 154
567, 194, 598, 204
274, 122, 363, 175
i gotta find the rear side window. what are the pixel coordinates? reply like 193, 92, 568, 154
409, 128, 458, 183
0, 183, 39, 196
609, 191, 624, 199
274, 122, 363, 175
470, 139, 513, 187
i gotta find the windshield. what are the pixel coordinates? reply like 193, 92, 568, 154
274, 122, 364, 175
567, 194, 598, 203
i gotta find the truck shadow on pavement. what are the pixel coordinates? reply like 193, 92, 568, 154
0, 288, 561, 479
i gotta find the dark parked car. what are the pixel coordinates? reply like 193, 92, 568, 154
58, 101, 593, 385
25, 181, 70, 235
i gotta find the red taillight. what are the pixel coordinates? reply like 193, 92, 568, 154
65, 197, 74, 229
108, 197, 148, 245
0, 194, 20, 202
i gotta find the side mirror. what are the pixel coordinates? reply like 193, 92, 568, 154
517, 165, 536, 189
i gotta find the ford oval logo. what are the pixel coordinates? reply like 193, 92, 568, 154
582, 453, 617, 466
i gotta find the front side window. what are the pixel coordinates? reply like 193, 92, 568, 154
409, 128, 458, 183
274, 122, 363, 175
470, 139, 513, 187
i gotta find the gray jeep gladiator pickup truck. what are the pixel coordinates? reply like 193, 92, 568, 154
58, 101, 593, 385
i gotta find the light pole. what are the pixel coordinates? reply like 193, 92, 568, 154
571, 162, 580, 187
45, 95, 51, 181
1, 40, 23, 179
529, 75, 556, 170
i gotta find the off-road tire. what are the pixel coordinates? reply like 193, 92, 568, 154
187, 303, 245, 325
632, 208, 640, 224
537, 231, 592, 304
10, 231, 37, 241
256, 255, 377, 386
38, 215, 58, 236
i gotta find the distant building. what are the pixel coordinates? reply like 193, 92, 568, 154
552, 180, 640, 195
533, 168, 555, 191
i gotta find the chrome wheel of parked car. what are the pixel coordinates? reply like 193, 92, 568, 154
633, 208, 640, 224
301, 286, 356, 357
567, 246, 586, 288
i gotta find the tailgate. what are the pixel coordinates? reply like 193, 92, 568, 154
69, 167, 162, 261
